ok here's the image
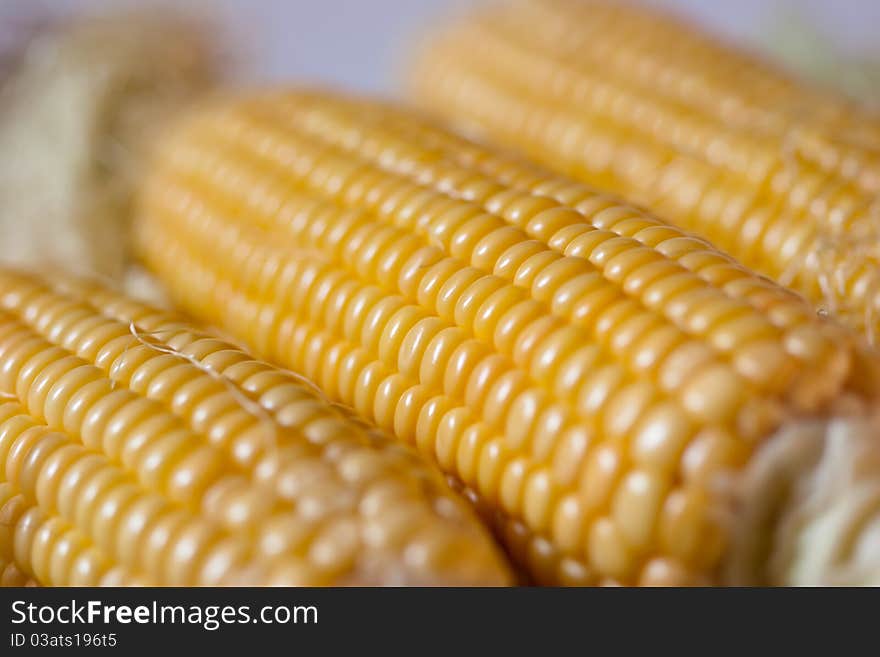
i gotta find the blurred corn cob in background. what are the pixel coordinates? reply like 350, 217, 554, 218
407, 0, 880, 344
0, 268, 512, 586
0, 10, 218, 289
133, 89, 880, 585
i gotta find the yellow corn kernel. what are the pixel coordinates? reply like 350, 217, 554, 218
0, 269, 512, 586
408, 0, 880, 343
43, 274, 591, 585
134, 89, 880, 585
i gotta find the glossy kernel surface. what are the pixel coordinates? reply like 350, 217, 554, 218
134, 89, 880, 585
410, 0, 880, 343
0, 270, 510, 587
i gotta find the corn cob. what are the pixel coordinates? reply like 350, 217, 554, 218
134, 89, 880, 585
0, 268, 511, 586
29, 273, 553, 585
407, 0, 880, 343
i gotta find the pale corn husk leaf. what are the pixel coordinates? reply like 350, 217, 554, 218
0, 11, 218, 280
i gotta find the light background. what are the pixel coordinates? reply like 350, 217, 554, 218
3, 0, 879, 93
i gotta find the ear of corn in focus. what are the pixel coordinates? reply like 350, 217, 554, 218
133, 89, 880, 585
407, 0, 880, 345
0, 268, 512, 586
